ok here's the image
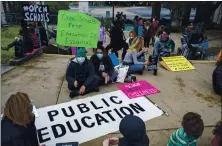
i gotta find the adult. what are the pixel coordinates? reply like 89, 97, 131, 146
36, 22, 48, 46
1, 92, 39, 146
143, 21, 153, 48
155, 25, 165, 39
154, 27, 175, 58
133, 15, 139, 35
123, 37, 149, 74
99, 20, 106, 45
90, 47, 118, 85
151, 17, 159, 46
126, 31, 136, 48
66, 49, 100, 98
106, 20, 128, 60
212, 58, 222, 95
2, 27, 34, 58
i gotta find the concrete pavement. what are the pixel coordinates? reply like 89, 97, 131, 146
1, 54, 221, 146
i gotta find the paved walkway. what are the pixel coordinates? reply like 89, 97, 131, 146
1, 54, 221, 146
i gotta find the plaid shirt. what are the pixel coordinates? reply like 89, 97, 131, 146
31, 33, 40, 48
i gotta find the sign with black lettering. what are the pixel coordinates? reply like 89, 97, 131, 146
23, 4, 50, 22
35, 90, 163, 145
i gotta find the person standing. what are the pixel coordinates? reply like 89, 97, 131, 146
143, 21, 153, 48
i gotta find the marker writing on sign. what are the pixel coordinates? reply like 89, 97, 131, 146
145, 96, 169, 116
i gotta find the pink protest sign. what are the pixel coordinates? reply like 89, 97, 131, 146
118, 80, 160, 99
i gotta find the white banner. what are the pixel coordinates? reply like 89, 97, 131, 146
35, 90, 163, 146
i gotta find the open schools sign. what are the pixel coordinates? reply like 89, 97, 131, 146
35, 90, 163, 146
56, 10, 100, 48
23, 4, 50, 22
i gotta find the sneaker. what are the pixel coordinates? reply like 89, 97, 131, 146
69, 90, 79, 98
93, 88, 99, 92
1, 47, 8, 51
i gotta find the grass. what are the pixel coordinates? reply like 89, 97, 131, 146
1, 26, 20, 64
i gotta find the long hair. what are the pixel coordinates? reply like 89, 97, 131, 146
129, 37, 144, 52
4, 92, 34, 127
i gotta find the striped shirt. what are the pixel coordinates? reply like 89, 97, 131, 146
168, 128, 198, 146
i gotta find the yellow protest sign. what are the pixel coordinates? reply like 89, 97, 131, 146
161, 56, 195, 72
56, 10, 100, 48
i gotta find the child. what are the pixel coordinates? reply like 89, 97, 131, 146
212, 121, 222, 146
168, 112, 204, 146
103, 115, 149, 146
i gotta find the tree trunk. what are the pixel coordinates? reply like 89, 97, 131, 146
182, 4, 192, 26
1, 2, 7, 25
170, 8, 182, 27
152, 2, 161, 19
195, 2, 222, 28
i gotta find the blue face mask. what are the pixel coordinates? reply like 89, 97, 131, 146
96, 53, 103, 59
77, 57, 85, 63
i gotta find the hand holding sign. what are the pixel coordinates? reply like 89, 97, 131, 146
56, 11, 100, 48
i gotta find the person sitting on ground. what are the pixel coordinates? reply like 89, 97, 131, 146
1, 92, 40, 146
143, 21, 153, 48
212, 57, 222, 95
2, 27, 34, 58
123, 37, 149, 75
103, 115, 150, 146
154, 27, 175, 58
126, 31, 136, 48
66, 49, 100, 98
168, 112, 204, 146
211, 121, 222, 146
90, 47, 118, 85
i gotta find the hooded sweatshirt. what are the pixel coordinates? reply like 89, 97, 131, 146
154, 35, 175, 57
119, 115, 149, 146
66, 58, 95, 87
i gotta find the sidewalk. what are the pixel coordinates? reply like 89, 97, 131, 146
1, 54, 221, 146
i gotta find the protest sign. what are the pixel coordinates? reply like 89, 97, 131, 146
161, 56, 195, 72
23, 4, 49, 22
35, 90, 163, 146
118, 80, 160, 99
56, 10, 100, 48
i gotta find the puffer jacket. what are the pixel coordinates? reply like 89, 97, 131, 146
213, 63, 222, 95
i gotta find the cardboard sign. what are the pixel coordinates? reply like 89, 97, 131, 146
23, 4, 49, 22
35, 90, 163, 145
161, 56, 195, 72
118, 80, 160, 99
56, 10, 100, 48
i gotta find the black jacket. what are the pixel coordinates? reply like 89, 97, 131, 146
90, 54, 114, 77
213, 65, 222, 95
66, 58, 95, 86
110, 25, 126, 51
1, 116, 39, 146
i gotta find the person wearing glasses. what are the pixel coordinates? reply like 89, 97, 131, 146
90, 45, 118, 85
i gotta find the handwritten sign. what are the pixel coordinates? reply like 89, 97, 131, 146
56, 10, 100, 48
23, 4, 49, 22
118, 80, 160, 99
161, 56, 195, 72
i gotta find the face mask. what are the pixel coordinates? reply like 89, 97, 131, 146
96, 53, 103, 59
77, 57, 85, 63
162, 34, 169, 40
